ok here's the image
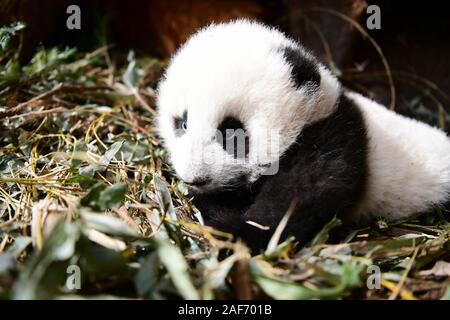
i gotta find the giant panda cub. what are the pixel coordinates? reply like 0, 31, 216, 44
156, 20, 450, 253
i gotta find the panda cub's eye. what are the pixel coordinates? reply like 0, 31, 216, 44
217, 116, 249, 158
173, 111, 187, 137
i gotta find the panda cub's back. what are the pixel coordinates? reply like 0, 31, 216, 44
346, 91, 450, 221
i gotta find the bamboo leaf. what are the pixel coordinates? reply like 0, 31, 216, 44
155, 238, 199, 300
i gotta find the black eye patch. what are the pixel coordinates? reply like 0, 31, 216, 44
217, 116, 249, 158
173, 110, 187, 137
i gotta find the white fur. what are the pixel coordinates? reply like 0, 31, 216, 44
347, 91, 450, 222
157, 20, 339, 190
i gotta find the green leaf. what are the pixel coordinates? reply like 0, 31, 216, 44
0, 253, 15, 274
203, 255, 235, 291
122, 51, 139, 89
12, 218, 80, 299
251, 260, 363, 300
134, 252, 160, 297
6, 236, 32, 259
155, 238, 199, 300
76, 233, 128, 276
308, 216, 342, 247
23, 47, 76, 76
98, 140, 125, 166
0, 153, 25, 176
79, 164, 103, 177
0, 21, 25, 51
78, 141, 125, 178
80, 183, 127, 211
254, 274, 318, 300
97, 183, 127, 210
117, 140, 151, 164
263, 236, 295, 260
153, 174, 185, 247
177, 180, 188, 195
80, 211, 139, 238
80, 183, 106, 209
66, 174, 98, 190
153, 174, 176, 220
441, 285, 450, 300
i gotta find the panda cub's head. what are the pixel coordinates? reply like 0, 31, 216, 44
157, 20, 340, 193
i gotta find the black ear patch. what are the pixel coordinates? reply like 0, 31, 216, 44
282, 46, 321, 90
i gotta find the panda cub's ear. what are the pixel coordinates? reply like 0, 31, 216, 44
282, 46, 321, 91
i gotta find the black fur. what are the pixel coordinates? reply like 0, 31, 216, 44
217, 116, 249, 158
191, 92, 368, 254
282, 46, 321, 90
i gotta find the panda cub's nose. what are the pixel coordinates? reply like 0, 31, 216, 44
185, 178, 211, 187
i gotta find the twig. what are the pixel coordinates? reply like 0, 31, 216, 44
274, 9, 335, 64
0, 83, 111, 119
231, 255, 253, 300
114, 205, 141, 232
0, 177, 59, 184
133, 89, 156, 115
388, 246, 419, 300
309, 7, 396, 110
7, 107, 65, 120
265, 198, 298, 254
